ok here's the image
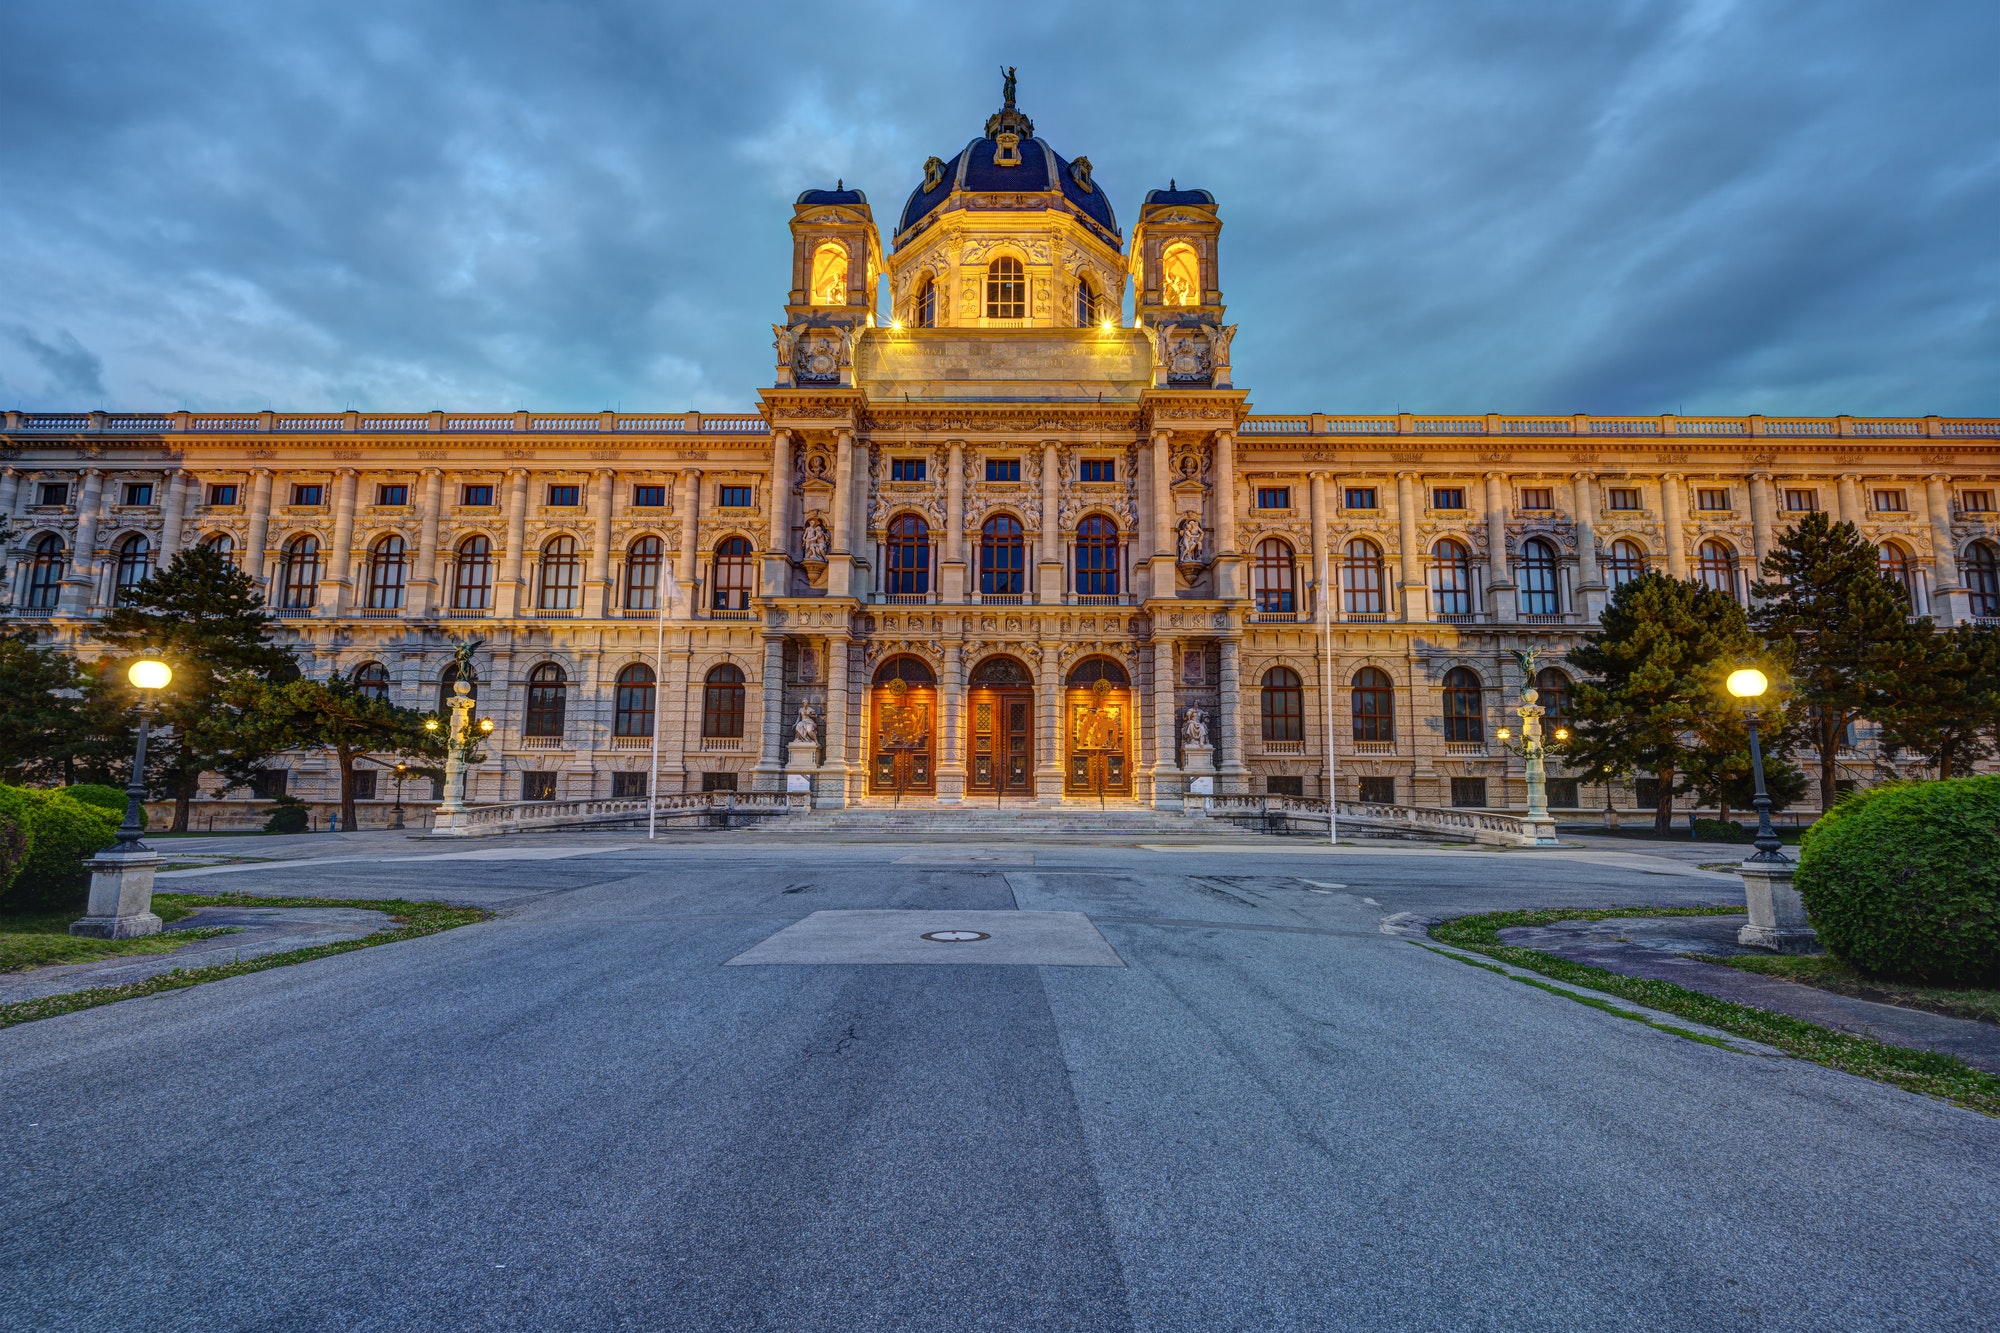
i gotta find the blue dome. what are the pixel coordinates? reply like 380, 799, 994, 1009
797, 184, 867, 207
896, 136, 1120, 245
1143, 185, 1214, 207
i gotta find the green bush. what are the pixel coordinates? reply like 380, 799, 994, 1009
3, 791, 119, 913
0, 786, 33, 899
60, 783, 146, 831
1796, 777, 2000, 986
264, 804, 310, 835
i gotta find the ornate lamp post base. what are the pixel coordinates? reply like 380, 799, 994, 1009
69, 849, 163, 939
1737, 859, 1818, 953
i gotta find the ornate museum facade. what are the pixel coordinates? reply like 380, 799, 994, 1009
5, 88, 1998, 819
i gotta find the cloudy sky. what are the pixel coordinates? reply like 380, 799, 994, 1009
1, 0, 1993, 417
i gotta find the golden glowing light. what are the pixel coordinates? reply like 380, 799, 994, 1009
128, 659, 172, 691
1100, 320, 1113, 331
1726, 668, 1769, 699
478, 717, 495, 734
1554, 727, 1570, 741
424, 717, 440, 732
1496, 727, 1512, 741
890, 319, 902, 330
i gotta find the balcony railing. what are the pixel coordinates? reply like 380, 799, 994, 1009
1074, 594, 1126, 607
1435, 613, 1482, 625
608, 735, 653, 749
518, 736, 566, 750
1444, 742, 1489, 757
444, 606, 492, 618
1354, 741, 1397, 756
976, 593, 1026, 605
354, 607, 404, 619
1263, 740, 1306, 756
707, 608, 756, 621
700, 736, 745, 752
883, 593, 932, 605
1248, 610, 1305, 624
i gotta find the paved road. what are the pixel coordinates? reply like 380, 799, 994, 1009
4, 836, 1995, 1330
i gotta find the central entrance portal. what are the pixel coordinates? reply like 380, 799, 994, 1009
1064, 656, 1133, 799
966, 655, 1034, 796
868, 655, 937, 797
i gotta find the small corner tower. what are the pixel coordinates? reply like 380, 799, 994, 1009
1131, 185, 1234, 387
776, 184, 884, 386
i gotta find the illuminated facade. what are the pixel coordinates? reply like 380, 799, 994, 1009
5, 85, 1999, 820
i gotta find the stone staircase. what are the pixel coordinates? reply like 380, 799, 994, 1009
779, 800, 1235, 838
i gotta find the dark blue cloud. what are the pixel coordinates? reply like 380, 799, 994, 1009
0, 0, 1992, 416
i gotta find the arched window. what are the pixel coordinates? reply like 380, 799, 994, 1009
1431, 539, 1472, 616
1519, 537, 1560, 615
279, 535, 320, 609
1443, 666, 1484, 743
986, 256, 1025, 319
1352, 666, 1395, 743
1966, 542, 2000, 617
624, 535, 664, 610
1254, 538, 1295, 613
1342, 538, 1385, 615
711, 536, 754, 611
201, 532, 236, 566
701, 663, 746, 738
969, 655, 1032, 686
452, 535, 493, 610
1605, 540, 1645, 589
26, 535, 66, 609
875, 655, 938, 686
366, 535, 406, 610
1697, 540, 1737, 599
1533, 668, 1571, 727
614, 663, 656, 737
1076, 278, 1100, 327
1161, 242, 1200, 306
1074, 515, 1120, 596
1261, 666, 1304, 743
437, 661, 476, 716
524, 663, 567, 737
113, 534, 151, 605
886, 514, 931, 596
914, 276, 937, 328
979, 514, 1024, 595
1877, 542, 1914, 604
810, 242, 848, 306
538, 536, 580, 611
352, 662, 390, 702
1066, 657, 1128, 686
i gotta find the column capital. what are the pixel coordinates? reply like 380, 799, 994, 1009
505, 465, 529, 480
1311, 469, 1336, 482
421, 465, 443, 478
1927, 472, 1956, 484
335, 466, 358, 478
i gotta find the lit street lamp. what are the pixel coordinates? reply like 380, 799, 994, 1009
1726, 666, 1816, 953
71, 657, 173, 938
1725, 668, 1788, 864
117, 657, 173, 851
392, 762, 409, 830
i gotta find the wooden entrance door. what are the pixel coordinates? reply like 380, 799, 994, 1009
868, 678, 936, 795
1064, 679, 1132, 797
967, 689, 1033, 795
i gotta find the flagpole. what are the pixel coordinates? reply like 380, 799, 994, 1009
1321, 564, 1337, 847
649, 567, 678, 839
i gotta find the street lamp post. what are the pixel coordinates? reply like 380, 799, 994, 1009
71, 658, 173, 939
1725, 668, 1787, 864
1725, 667, 1816, 952
392, 762, 408, 830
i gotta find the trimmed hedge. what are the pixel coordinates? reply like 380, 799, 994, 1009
60, 783, 146, 832
0, 790, 120, 914
1796, 777, 2000, 986
264, 805, 309, 835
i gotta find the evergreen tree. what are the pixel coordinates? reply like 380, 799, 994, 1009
0, 629, 93, 783
1750, 510, 1929, 811
94, 545, 301, 831
240, 675, 443, 831
1874, 622, 2000, 779
1565, 572, 1768, 833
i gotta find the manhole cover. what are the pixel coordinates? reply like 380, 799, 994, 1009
921, 930, 991, 943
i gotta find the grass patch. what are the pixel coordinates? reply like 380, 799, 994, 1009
0, 902, 235, 973
0, 892, 489, 1030
1430, 906, 2000, 1118
1693, 952, 2000, 1028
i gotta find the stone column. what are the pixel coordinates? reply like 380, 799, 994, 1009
819, 635, 853, 807
496, 468, 530, 616
1659, 473, 1688, 578
1837, 473, 1864, 526
828, 430, 855, 598
244, 468, 274, 590
938, 641, 965, 802
158, 471, 189, 557
765, 430, 792, 597
413, 468, 444, 615
677, 468, 702, 615
1212, 429, 1239, 599
1309, 472, 1331, 620
1152, 638, 1179, 809
1749, 472, 1776, 574
1483, 471, 1515, 621
583, 468, 615, 617
1572, 472, 1603, 619
1035, 643, 1062, 803
1396, 471, 1423, 622
1926, 474, 1964, 623
59, 468, 105, 615
1039, 440, 1062, 603
943, 439, 967, 602
1216, 636, 1246, 791
754, 633, 787, 790
1150, 428, 1175, 595
320, 467, 359, 615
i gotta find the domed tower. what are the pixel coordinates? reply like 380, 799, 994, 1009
1131, 184, 1234, 388
775, 182, 883, 387
886, 70, 1127, 330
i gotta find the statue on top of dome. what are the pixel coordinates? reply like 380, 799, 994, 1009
1001, 66, 1017, 108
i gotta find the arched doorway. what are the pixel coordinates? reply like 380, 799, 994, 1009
967, 655, 1034, 796
869, 655, 937, 796
1064, 657, 1132, 798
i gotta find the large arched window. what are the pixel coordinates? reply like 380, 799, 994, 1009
1877, 542, 1914, 604
26, 534, 66, 609
886, 514, 931, 596
113, 534, 151, 605
1074, 515, 1120, 596
201, 532, 236, 567
914, 276, 937, 328
702, 664, 746, 738
279, 535, 320, 609
1697, 540, 1737, 599
1065, 656, 1127, 686
979, 514, 1025, 595
614, 663, 656, 738
711, 536, 754, 611
1261, 666, 1304, 743
1442, 666, 1484, 743
352, 662, 390, 702
1161, 242, 1200, 306
366, 535, 406, 610
1966, 542, 2000, 617
1076, 278, 1101, 327
624, 535, 664, 610
538, 536, 580, 611
452, 535, 493, 611
437, 661, 476, 716
1431, 539, 1472, 617
1254, 538, 1296, 613
810, 242, 848, 306
1604, 540, 1645, 589
1519, 537, 1560, 615
1352, 667, 1395, 743
876, 655, 939, 686
986, 256, 1026, 319
1533, 668, 1571, 728
1342, 538, 1385, 615
524, 663, 567, 737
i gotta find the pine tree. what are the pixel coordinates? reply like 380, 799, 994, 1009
240, 675, 443, 832
0, 629, 93, 783
1750, 510, 1929, 811
1874, 622, 2000, 779
1565, 572, 1768, 833
94, 545, 301, 831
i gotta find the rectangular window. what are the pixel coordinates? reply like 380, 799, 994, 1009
718, 485, 754, 508
1784, 489, 1818, 512
462, 484, 494, 507
632, 485, 667, 508
1450, 777, 1488, 809
611, 772, 648, 798
1081, 459, 1116, 482
700, 771, 739, 792
1546, 778, 1580, 808
292, 484, 324, 506
1431, 488, 1464, 510
1266, 776, 1304, 797
1519, 488, 1554, 511
38, 482, 70, 507
351, 770, 378, 801
1634, 778, 1664, 810
1961, 490, 1993, 513
521, 772, 558, 801
546, 484, 580, 507
1873, 490, 1906, 512
207, 483, 239, 506
377, 484, 408, 506
1344, 487, 1378, 510
1359, 776, 1397, 805
249, 769, 288, 799
1256, 487, 1291, 510
890, 458, 927, 482
985, 458, 1021, 483
1607, 487, 1641, 511
1696, 488, 1730, 511
123, 483, 154, 506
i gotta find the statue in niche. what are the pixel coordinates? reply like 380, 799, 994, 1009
811, 242, 848, 306
1181, 706, 1210, 748
793, 701, 819, 743
1177, 515, 1206, 563
802, 515, 830, 562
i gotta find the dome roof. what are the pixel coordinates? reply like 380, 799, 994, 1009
797, 182, 868, 207
895, 93, 1120, 245
1143, 184, 1214, 207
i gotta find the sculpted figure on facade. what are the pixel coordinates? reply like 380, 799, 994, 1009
1177, 515, 1207, 563
802, 514, 830, 562
1181, 706, 1210, 748
794, 700, 819, 743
